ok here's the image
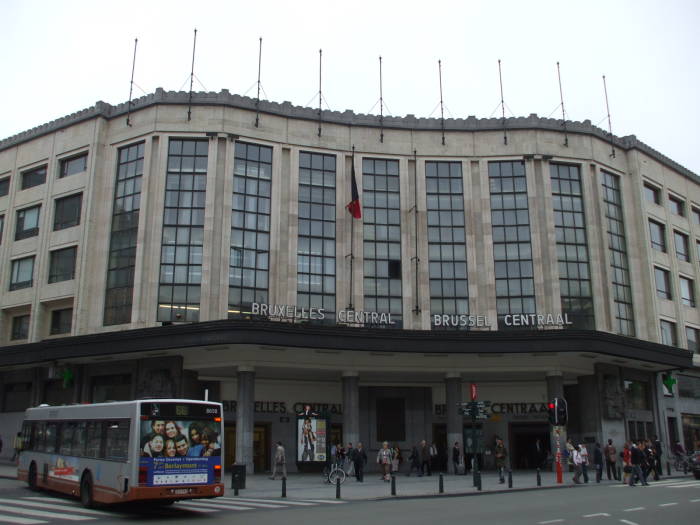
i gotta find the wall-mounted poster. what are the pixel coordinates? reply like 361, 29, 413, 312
297, 415, 327, 462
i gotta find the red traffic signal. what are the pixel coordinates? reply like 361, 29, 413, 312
548, 398, 568, 426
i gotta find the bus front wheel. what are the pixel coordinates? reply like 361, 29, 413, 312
27, 462, 37, 491
80, 473, 94, 508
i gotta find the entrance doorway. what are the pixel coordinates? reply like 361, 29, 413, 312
509, 423, 549, 470
432, 424, 447, 472
223, 423, 271, 473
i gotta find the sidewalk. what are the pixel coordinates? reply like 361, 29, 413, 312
1, 460, 692, 500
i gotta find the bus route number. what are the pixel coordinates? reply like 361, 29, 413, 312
175, 405, 189, 416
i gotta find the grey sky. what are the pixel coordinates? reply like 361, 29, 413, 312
2, 0, 699, 174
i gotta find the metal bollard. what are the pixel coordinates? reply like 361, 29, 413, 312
391, 474, 396, 496
336, 476, 341, 499
282, 477, 286, 498
508, 470, 513, 488
536, 468, 541, 487
439, 473, 444, 493
476, 470, 482, 491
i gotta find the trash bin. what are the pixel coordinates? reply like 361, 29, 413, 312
231, 464, 246, 490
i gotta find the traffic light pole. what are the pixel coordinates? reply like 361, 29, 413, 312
472, 409, 477, 488
554, 426, 563, 484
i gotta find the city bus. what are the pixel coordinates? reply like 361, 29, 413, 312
17, 399, 224, 506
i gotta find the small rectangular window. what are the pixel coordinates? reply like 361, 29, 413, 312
21, 166, 47, 190
15, 205, 41, 240
648, 220, 666, 252
104, 419, 130, 462
10, 256, 35, 291
686, 326, 699, 352
48, 246, 77, 283
0, 176, 9, 197
54, 193, 82, 230
692, 207, 700, 225
0, 214, 4, 245
50, 308, 73, 335
85, 421, 104, 458
644, 183, 661, 205
655, 267, 671, 300
660, 319, 677, 346
669, 195, 685, 216
11, 315, 30, 340
680, 276, 695, 307
674, 231, 690, 262
59, 153, 88, 178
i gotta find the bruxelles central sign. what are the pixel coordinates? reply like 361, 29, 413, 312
250, 302, 573, 328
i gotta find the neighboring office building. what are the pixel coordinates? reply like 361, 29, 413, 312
0, 88, 698, 471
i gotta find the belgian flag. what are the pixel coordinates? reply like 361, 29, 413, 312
346, 157, 361, 219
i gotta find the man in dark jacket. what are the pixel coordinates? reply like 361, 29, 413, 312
629, 442, 649, 486
350, 442, 368, 481
652, 436, 662, 480
593, 443, 604, 483
419, 440, 431, 476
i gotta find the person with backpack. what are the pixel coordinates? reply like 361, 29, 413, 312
604, 439, 618, 480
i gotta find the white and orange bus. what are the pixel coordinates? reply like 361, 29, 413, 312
17, 399, 224, 506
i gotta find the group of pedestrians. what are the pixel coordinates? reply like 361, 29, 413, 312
332, 441, 369, 482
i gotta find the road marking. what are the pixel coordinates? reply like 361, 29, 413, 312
297, 499, 346, 504
0, 513, 46, 525
583, 513, 610, 518
0, 505, 93, 521
667, 482, 700, 488
220, 497, 317, 506
184, 499, 286, 509
619, 520, 639, 525
176, 501, 256, 511
623, 507, 645, 512
659, 502, 678, 507
8, 499, 111, 516
170, 504, 218, 513
537, 520, 564, 524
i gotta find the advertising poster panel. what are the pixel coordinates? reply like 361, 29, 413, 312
139, 418, 221, 486
297, 415, 327, 462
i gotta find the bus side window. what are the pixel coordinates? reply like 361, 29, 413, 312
105, 419, 130, 462
35, 423, 46, 452
85, 421, 103, 459
73, 422, 87, 457
21, 422, 33, 451
45, 423, 59, 454
59, 423, 75, 456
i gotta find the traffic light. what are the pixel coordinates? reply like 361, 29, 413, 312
556, 397, 568, 426
548, 397, 568, 426
547, 401, 557, 425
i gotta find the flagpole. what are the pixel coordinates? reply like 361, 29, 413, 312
126, 38, 138, 127
187, 28, 198, 122
603, 75, 615, 158
498, 59, 507, 145
255, 37, 262, 128
379, 56, 384, 143
317, 49, 323, 137
557, 61, 568, 147
438, 60, 445, 146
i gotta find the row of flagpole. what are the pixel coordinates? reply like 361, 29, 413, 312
124, 30, 617, 157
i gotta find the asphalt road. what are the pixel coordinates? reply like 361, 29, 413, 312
0, 476, 697, 524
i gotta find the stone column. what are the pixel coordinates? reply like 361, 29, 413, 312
235, 367, 255, 473
546, 371, 565, 472
445, 373, 462, 474
342, 372, 360, 448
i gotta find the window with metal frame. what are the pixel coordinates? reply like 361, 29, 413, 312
660, 319, 677, 346
680, 276, 695, 307
363, 158, 402, 327
53, 193, 82, 230
10, 256, 35, 291
21, 165, 46, 190
648, 220, 666, 252
15, 205, 40, 240
426, 161, 468, 329
297, 151, 336, 321
674, 230, 690, 262
0, 176, 9, 197
229, 142, 272, 316
50, 308, 72, 335
48, 246, 77, 283
11, 315, 30, 340
104, 142, 144, 326
654, 267, 672, 300
489, 160, 536, 329
158, 139, 208, 322
59, 153, 88, 178
600, 171, 635, 336
669, 194, 685, 216
643, 183, 661, 205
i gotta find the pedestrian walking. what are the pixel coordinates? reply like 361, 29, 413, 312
593, 443, 604, 483
652, 436, 662, 480
621, 442, 632, 485
351, 442, 367, 481
534, 438, 546, 470
579, 443, 589, 483
419, 440, 431, 476
391, 445, 402, 474
572, 444, 583, 484
603, 439, 618, 480
377, 441, 393, 481
11, 432, 22, 462
494, 437, 507, 484
269, 441, 287, 480
345, 442, 355, 476
429, 442, 438, 473
408, 445, 421, 476
452, 441, 462, 474
629, 441, 649, 486
565, 438, 575, 472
